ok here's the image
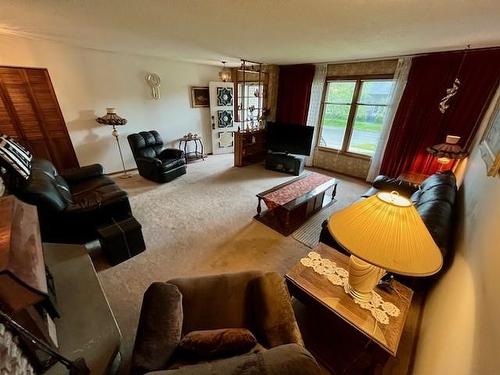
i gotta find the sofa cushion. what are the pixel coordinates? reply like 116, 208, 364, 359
69, 183, 128, 211
179, 328, 257, 360
149, 344, 321, 375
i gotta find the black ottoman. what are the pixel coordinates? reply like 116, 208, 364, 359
97, 216, 146, 265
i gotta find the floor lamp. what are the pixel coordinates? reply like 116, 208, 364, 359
96, 108, 131, 179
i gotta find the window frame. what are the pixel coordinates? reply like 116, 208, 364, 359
317, 73, 394, 159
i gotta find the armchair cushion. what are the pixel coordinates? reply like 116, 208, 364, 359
132, 282, 183, 375
179, 328, 257, 360
149, 344, 321, 375
168, 271, 262, 334
60, 163, 103, 183
160, 159, 185, 171
252, 273, 304, 348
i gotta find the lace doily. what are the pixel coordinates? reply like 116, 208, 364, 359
300, 251, 400, 324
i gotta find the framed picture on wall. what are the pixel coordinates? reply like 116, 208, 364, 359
190, 86, 209, 108
479, 95, 500, 177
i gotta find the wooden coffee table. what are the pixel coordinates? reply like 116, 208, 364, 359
285, 243, 415, 373
254, 173, 337, 236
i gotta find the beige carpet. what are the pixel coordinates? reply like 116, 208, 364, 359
97, 154, 368, 368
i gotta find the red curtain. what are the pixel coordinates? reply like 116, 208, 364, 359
380, 48, 500, 177
275, 64, 315, 125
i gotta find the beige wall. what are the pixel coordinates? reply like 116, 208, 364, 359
413, 87, 500, 375
0, 34, 219, 173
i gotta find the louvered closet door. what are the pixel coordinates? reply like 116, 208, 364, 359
0, 67, 79, 171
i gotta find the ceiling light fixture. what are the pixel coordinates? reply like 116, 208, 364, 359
219, 61, 231, 82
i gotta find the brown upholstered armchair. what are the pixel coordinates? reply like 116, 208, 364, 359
132, 271, 321, 375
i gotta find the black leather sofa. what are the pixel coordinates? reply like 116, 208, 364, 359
9, 158, 132, 243
128, 131, 186, 183
320, 171, 457, 288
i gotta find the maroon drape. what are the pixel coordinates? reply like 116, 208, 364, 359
380, 49, 500, 177
275, 64, 315, 125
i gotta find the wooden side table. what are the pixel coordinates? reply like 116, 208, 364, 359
398, 171, 429, 186
286, 243, 413, 373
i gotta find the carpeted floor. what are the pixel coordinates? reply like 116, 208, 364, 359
97, 154, 368, 369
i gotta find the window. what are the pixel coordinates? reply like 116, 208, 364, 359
318, 77, 395, 157
237, 82, 264, 124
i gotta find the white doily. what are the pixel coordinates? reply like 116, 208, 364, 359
300, 251, 400, 324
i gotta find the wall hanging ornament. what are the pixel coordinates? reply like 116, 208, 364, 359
146, 72, 161, 100
439, 45, 470, 114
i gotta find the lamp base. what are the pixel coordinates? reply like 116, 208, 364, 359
347, 256, 385, 303
119, 173, 133, 179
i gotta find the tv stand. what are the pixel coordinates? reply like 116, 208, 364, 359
265, 151, 305, 176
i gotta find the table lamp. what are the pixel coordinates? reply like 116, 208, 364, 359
427, 135, 468, 170
328, 191, 442, 303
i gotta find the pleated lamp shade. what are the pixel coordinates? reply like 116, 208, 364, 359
328, 192, 443, 277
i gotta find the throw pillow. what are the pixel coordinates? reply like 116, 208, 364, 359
0, 134, 32, 179
179, 328, 257, 360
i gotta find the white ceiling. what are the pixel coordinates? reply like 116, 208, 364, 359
1, 0, 499, 66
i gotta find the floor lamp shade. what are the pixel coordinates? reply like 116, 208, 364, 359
328, 192, 442, 277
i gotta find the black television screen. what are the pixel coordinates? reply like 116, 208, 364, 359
266, 122, 314, 155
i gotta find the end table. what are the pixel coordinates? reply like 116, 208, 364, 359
178, 136, 204, 163
286, 243, 413, 373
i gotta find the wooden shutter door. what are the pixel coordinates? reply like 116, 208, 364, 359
0, 66, 79, 171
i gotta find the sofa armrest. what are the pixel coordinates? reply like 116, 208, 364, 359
372, 175, 419, 198
252, 273, 304, 348
61, 164, 103, 183
159, 148, 184, 160
132, 282, 183, 375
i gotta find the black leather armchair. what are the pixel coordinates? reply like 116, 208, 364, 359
127, 131, 186, 183
9, 158, 132, 243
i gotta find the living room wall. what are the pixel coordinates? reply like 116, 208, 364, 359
412, 87, 500, 375
0, 34, 219, 173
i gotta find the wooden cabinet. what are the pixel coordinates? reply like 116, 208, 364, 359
0, 66, 79, 171
234, 129, 266, 167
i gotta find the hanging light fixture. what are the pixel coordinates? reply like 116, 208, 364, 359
439, 45, 470, 114
219, 61, 231, 82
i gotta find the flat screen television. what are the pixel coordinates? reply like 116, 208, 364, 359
266, 122, 314, 156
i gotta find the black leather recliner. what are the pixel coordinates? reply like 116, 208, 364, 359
8, 158, 132, 243
127, 131, 186, 183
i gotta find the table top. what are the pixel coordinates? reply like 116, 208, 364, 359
398, 171, 429, 185
286, 243, 413, 356
257, 173, 337, 212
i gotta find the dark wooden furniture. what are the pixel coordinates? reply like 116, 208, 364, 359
0, 196, 47, 312
286, 243, 415, 374
0, 66, 79, 171
234, 129, 266, 167
255, 174, 337, 236
178, 136, 204, 163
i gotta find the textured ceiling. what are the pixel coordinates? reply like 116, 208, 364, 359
1, 0, 499, 65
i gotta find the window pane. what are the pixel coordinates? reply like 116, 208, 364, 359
319, 104, 350, 149
358, 80, 394, 105
348, 105, 388, 156
326, 81, 356, 103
